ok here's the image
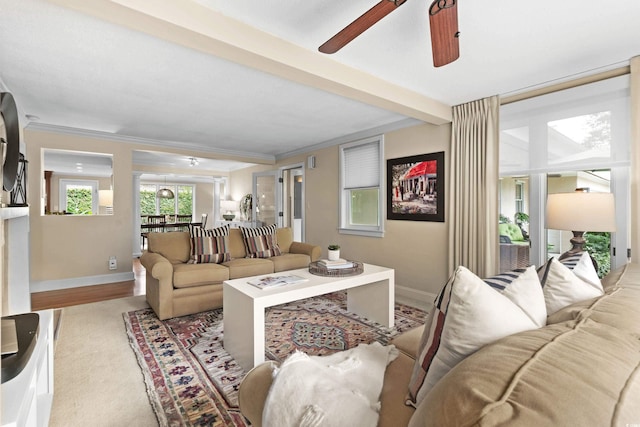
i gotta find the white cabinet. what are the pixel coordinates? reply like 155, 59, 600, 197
214, 220, 256, 229
1, 310, 54, 427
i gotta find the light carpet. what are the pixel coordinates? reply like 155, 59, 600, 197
50, 295, 158, 427
124, 293, 426, 427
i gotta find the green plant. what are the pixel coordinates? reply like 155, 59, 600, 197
328, 244, 340, 250
515, 212, 529, 224
584, 232, 611, 278
499, 214, 511, 224
65, 187, 93, 215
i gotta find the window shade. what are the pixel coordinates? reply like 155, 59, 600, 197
500, 75, 630, 176
343, 141, 379, 189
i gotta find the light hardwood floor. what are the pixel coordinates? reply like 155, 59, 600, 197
31, 258, 146, 311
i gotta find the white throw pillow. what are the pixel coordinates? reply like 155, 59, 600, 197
406, 266, 544, 407
537, 253, 604, 315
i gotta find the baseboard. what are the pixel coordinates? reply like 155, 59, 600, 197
395, 284, 436, 311
31, 272, 135, 293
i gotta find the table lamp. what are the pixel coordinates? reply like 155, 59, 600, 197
546, 189, 616, 261
98, 189, 113, 214
221, 200, 238, 221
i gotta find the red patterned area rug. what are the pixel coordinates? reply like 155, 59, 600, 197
124, 292, 426, 427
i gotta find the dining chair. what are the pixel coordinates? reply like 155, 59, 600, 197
141, 215, 166, 249
176, 214, 193, 231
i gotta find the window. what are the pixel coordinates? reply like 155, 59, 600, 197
514, 181, 524, 216
139, 183, 194, 216
59, 179, 98, 215
339, 136, 384, 237
500, 75, 630, 272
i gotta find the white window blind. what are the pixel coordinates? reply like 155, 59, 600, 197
343, 141, 380, 189
500, 75, 630, 176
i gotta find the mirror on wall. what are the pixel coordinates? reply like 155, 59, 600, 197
42, 149, 114, 216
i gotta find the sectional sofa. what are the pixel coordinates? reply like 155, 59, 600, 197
238, 261, 640, 426
140, 226, 321, 320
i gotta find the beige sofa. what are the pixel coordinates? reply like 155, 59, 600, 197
140, 227, 321, 320
238, 262, 640, 426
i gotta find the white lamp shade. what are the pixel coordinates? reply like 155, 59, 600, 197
220, 200, 238, 213
98, 189, 113, 207
546, 192, 616, 232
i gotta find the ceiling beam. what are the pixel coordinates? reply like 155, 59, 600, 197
48, 0, 452, 125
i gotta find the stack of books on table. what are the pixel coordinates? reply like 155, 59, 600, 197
318, 258, 354, 269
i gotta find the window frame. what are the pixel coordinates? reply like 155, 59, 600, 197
139, 182, 195, 216
59, 179, 99, 215
338, 135, 385, 237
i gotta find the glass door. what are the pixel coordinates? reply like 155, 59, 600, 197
253, 170, 280, 227
252, 164, 305, 238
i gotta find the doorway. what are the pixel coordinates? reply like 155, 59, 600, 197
252, 163, 305, 241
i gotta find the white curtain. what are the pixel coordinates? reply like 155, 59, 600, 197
631, 56, 640, 263
447, 95, 500, 278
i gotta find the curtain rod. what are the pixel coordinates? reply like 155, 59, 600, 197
500, 65, 631, 105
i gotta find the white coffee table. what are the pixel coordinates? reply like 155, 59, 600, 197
222, 263, 394, 371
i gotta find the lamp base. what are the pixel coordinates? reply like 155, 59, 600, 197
558, 230, 598, 271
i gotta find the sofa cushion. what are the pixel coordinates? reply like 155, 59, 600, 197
537, 252, 604, 315
406, 266, 544, 407
240, 224, 282, 258
172, 262, 229, 288
223, 257, 274, 279
148, 231, 191, 264
409, 318, 640, 427
547, 264, 640, 335
228, 228, 248, 259
189, 224, 231, 264
391, 325, 424, 359
498, 223, 526, 243
271, 253, 311, 272
275, 227, 294, 253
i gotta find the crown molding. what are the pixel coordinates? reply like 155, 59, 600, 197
25, 122, 276, 163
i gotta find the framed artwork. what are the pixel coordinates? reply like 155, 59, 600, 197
387, 151, 445, 222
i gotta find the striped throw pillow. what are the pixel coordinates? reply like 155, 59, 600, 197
240, 224, 281, 258
537, 252, 604, 315
406, 266, 543, 408
189, 224, 230, 264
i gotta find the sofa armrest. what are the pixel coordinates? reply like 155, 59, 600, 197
140, 251, 176, 320
289, 241, 321, 262
140, 251, 173, 280
238, 361, 279, 427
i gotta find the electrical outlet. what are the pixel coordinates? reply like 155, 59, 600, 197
108, 256, 117, 270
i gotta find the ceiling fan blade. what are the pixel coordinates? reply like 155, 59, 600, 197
319, 0, 407, 54
429, 0, 460, 67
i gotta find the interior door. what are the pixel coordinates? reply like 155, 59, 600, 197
253, 170, 280, 227
252, 164, 305, 239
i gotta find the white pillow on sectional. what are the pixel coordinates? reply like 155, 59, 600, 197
406, 266, 544, 408
537, 254, 604, 315
483, 266, 547, 328
557, 252, 603, 292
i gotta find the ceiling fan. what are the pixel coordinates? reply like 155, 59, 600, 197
318, 0, 459, 67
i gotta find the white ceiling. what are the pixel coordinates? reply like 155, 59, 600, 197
1, 0, 639, 171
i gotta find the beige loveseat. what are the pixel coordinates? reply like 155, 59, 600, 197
238, 262, 640, 426
140, 227, 321, 320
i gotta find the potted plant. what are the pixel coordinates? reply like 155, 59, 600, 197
240, 194, 252, 221
514, 212, 530, 239
327, 244, 340, 261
